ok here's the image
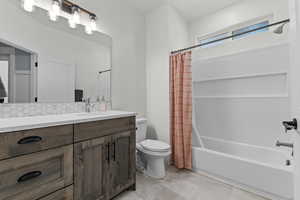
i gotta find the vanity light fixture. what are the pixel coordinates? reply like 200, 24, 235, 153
23, 0, 35, 12
49, 0, 61, 21
22, 0, 98, 35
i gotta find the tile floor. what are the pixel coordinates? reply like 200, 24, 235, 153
115, 167, 269, 200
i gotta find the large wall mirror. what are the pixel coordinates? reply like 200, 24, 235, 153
0, 0, 112, 104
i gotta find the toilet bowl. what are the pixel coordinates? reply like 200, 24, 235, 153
136, 118, 171, 179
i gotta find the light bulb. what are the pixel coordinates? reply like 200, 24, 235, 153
48, 0, 60, 21
72, 9, 80, 24
49, 11, 57, 21
85, 25, 93, 35
68, 18, 76, 28
23, 0, 34, 12
90, 15, 97, 31
69, 6, 80, 29
52, 0, 61, 16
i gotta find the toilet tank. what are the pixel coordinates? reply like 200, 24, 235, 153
136, 118, 147, 143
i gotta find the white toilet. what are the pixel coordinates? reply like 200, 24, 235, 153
136, 118, 171, 179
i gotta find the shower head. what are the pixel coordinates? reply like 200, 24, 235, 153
273, 22, 288, 34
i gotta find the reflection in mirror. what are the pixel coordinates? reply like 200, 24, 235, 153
0, 42, 37, 103
0, 61, 8, 103
1, 1, 112, 104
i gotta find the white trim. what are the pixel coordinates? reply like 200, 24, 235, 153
193, 95, 289, 99
31, 54, 38, 102
15, 70, 31, 75
193, 71, 287, 83
192, 42, 289, 62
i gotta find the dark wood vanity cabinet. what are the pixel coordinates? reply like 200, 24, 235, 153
0, 116, 136, 200
74, 117, 136, 200
109, 130, 136, 198
74, 137, 110, 200
0, 145, 73, 200
38, 186, 73, 200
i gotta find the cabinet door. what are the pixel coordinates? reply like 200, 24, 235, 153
38, 186, 73, 200
74, 137, 110, 200
0, 145, 73, 200
109, 130, 136, 198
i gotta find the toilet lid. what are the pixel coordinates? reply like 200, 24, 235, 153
140, 139, 170, 152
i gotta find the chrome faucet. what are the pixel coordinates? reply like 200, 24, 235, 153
84, 97, 94, 113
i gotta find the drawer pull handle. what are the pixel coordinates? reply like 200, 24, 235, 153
18, 136, 42, 144
17, 171, 42, 183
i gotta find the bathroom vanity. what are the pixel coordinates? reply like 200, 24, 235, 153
0, 2, 135, 199
0, 111, 136, 200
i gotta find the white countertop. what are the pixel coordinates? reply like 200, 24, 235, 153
0, 110, 137, 133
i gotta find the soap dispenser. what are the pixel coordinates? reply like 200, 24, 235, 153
99, 96, 107, 112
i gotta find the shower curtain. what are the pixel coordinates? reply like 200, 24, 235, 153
169, 51, 193, 169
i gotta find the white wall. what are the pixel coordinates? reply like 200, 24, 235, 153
39, 60, 75, 102
76, 0, 147, 116
146, 5, 189, 143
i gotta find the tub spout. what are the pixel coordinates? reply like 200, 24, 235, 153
276, 141, 294, 148
276, 141, 294, 157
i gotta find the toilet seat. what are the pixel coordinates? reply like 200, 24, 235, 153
140, 139, 170, 152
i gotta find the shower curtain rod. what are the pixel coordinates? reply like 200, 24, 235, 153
171, 19, 290, 55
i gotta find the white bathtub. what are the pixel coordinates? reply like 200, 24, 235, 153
192, 136, 293, 200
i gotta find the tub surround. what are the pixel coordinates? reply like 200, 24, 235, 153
0, 111, 137, 200
192, 136, 293, 200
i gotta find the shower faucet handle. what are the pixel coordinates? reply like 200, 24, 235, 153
282, 118, 298, 133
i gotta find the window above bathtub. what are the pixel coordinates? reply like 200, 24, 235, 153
196, 15, 273, 48
232, 21, 269, 40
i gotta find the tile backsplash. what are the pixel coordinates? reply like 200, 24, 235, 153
0, 103, 87, 118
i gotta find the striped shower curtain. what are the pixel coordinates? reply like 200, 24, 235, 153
169, 51, 193, 169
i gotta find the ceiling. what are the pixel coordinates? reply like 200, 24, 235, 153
126, 0, 243, 21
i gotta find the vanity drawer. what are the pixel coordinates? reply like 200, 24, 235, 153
0, 125, 73, 160
0, 145, 73, 200
74, 117, 135, 142
39, 186, 73, 200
